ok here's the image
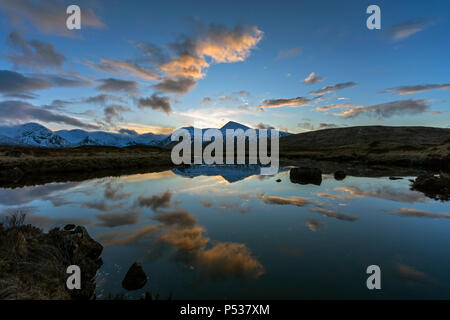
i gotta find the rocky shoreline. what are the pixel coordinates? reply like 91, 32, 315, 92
0, 216, 103, 300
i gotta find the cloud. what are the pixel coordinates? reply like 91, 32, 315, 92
81, 201, 123, 212
200, 97, 214, 105
381, 84, 450, 95
103, 104, 131, 123
0, 100, 100, 129
33, 73, 91, 88
319, 123, 339, 129
255, 122, 275, 130
153, 76, 197, 94
118, 128, 138, 135
233, 90, 250, 96
153, 209, 197, 228
136, 190, 173, 211
200, 200, 214, 207
310, 208, 357, 221
303, 72, 324, 84
297, 122, 314, 131
310, 82, 356, 95
276, 47, 301, 60
138, 94, 172, 114
96, 78, 139, 93
394, 208, 450, 219
333, 99, 430, 118
97, 206, 265, 280
0, 0, 105, 37
328, 186, 428, 203
305, 219, 324, 232
0, 70, 51, 95
81, 94, 125, 104
90, 58, 159, 81
192, 23, 263, 63
258, 96, 311, 109
258, 193, 311, 207
160, 54, 209, 79
96, 209, 141, 227
98, 225, 159, 247
385, 18, 436, 41
87, 22, 262, 97
161, 226, 209, 251
196, 242, 265, 280
104, 182, 129, 201
395, 263, 435, 285
7, 31, 65, 69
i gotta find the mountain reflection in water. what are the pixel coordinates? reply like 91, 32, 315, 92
0, 165, 449, 299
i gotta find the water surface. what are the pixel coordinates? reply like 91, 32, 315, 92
1, 165, 449, 299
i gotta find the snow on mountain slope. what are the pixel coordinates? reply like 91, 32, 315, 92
0, 123, 72, 147
159, 121, 291, 147
0, 121, 290, 148
56, 129, 169, 147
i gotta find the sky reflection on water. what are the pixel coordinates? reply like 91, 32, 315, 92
0, 166, 449, 299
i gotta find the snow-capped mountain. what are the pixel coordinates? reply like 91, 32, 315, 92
0, 123, 72, 148
172, 164, 289, 183
0, 121, 290, 148
159, 121, 291, 147
56, 129, 167, 147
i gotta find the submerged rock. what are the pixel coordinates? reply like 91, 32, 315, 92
411, 173, 450, 201
276, 179, 281, 182
289, 167, 322, 185
122, 262, 148, 291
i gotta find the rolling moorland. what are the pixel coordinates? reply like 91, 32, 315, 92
1, 123, 449, 184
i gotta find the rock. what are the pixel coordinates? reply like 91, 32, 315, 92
1, 222, 103, 300
122, 262, 148, 291
289, 167, 322, 185
72, 226, 103, 260
389, 176, 402, 180
334, 171, 346, 181
64, 224, 76, 231
411, 173, 450, 201
276, 179, 281, 182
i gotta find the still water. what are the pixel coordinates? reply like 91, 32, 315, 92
1, 165, 449, 299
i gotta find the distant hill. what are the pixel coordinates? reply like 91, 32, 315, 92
279, 126, 450, 169
280, 126, 450, 149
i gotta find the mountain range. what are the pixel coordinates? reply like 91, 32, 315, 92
0, 121, 290, 148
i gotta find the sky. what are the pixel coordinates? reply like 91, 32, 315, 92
0, 0, 449, 134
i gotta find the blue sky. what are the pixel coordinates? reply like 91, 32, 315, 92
0, 0, 449, 134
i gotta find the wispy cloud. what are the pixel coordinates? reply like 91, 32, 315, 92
333, 99, 430, 118
258, 96, 311, 109
96, 78, 139, 93
381, 84, 450, 95
276, 47, 301, 60
7, 31, 66, 69
303, 72, 324, 84
0, 100, 100, 129
310, 82, 356, 95
385, 18, 436, 41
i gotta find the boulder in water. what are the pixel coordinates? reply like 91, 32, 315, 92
289, 167, 322, 185
122, 262, 148, 291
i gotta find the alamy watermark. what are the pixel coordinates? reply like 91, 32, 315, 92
170, 128, 279, 175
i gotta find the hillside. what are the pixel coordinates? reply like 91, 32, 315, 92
280, 126, 450, 169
